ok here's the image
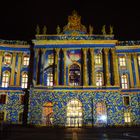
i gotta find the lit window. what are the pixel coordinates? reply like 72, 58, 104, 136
96, 73, 103, 87
66, 100, 82, 127
119, 57, 126, 67
23, 56, 29, 66
42, 102, 53, 126
48, 54, 54, 65
0, 94, 6, 104
19, 112, 23, 123
69, 64, 81, 86
2, 71, 10, 88
95, 54, 102, 65
47, 73, 53, 86
96, 102, 107, 124
21, 73, 28, 88
4, 53, 12, 65
124, 112, 131, 123
121, 74, 128, 89
138, 56, 140, 66
123, 96, 130, 106
0, 111, 5, 122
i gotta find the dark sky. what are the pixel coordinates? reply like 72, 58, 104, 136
0, 0, 140, 41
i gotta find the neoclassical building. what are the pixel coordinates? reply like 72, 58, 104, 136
0, 11, 140, 127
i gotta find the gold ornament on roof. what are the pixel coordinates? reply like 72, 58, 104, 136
36, 25, 40, 35
102, 25, 106, 35
56, 25, 61, 34
110, 25, 113, 34
89, 25, 93, 35
43, 26, 47, 34
63, 10, 87, 33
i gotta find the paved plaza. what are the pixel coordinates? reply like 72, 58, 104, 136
1, 125, 140, 140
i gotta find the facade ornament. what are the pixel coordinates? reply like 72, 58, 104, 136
110, 25, 113, 34
43, 26, 47, 35
102, 25, 106, 35
63, 10, 87, 33
36, 25, 40, 35
89, 25, 93, 35
56, 25, 61, 34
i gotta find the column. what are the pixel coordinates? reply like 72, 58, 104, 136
54, 48, 60, 86
0, 51, 4, 83
111, 48, 119, 86
133, 53, 140, 88
83, 48, 88, 86
36, 49, 40, 85
127, 53, 134, 88
103, 48, 110, 86
41, 48, 47, 85
16, 52, 22, 86
63, 48, 67, 86
10, 52, 17, 86
34, 49, 39, 85
90, 48, 95, 86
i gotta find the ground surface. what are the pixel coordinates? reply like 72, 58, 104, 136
1, 125, 140, 140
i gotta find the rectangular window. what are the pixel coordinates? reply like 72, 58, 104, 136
124, 112, 131, 123
0, 94, 6, 104
23, 56, 30, 66
123, 96, 130, 106
4, 54, 11, 65
95, 54, 102, 65
0, 111, 5, 122
138, 56, 140, 66
96, 73, 103, 87
119, 57, 126, 67
48, 54, 54, 65
47, 73, 53, 86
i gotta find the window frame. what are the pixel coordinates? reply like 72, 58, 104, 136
121, 74, 129, 89
0, 111, 6, 122
68, 63, 81, 86
47, 72, 53, 87
123, 95, 130, 106
138, 55, 140, 66
124, 112, 131, 123
119, 56, 126, 67
0, 94, 7, 104
4, 53, 12, 65
95, 54, 102, 65
23, 55, 30, 66
96, 72, 103, 87
2, 71, 10, 88
21, 72, 28, 88
48, 54, 54, 65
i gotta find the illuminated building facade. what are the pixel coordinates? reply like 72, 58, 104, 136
0, 11, 140, 127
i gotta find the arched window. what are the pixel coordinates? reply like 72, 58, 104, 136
66, 99, 82, 127
4, 53, 12, 65
23, 55, 30, 66
2, 71, 10, 88
121, 74, 128, 89
96, 102, 107, 124
21, 72, 28, 88
69, 64, 81, 86
96, 72, 103, 87
42, 102, 53, 126
119, 57, 126, 67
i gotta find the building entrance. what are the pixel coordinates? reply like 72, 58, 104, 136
42, 102, 53, 126
66, 99, 82, 127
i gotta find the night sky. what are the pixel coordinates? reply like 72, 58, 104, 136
0, 0, 140, 41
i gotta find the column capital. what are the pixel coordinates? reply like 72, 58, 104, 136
18, 52, 23, 57
132, 53, 137, 58
0, 51, 4, 56
12, 52, 17, 56
104, 48, 109, 54
41, 48, 47, 52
